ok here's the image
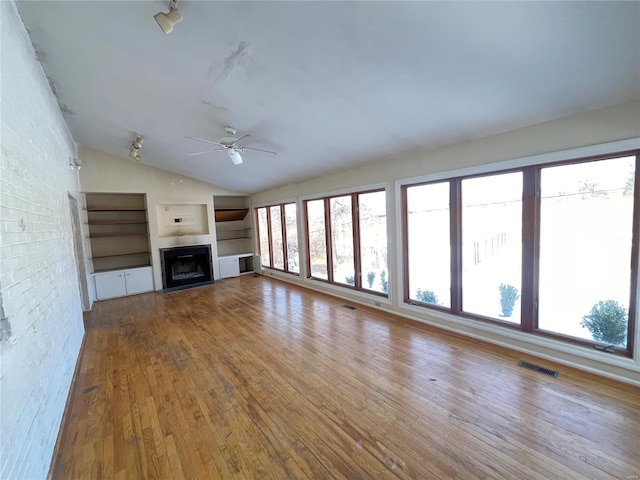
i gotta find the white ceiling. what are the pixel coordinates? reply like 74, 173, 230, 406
16, 1, 640, 194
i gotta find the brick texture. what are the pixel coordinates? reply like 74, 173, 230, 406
1, 2, 86, 478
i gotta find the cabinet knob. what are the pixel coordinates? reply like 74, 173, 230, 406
118, 274, 123, 277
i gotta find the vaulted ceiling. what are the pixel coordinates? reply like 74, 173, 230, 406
16, 1, 640, 193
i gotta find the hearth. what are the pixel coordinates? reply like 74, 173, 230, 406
160, 244, 214, 291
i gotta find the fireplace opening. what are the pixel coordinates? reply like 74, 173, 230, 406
160, 244, 214, 291
172, 258, 205, 280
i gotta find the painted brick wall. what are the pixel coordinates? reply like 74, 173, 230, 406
1, 2, 86, 478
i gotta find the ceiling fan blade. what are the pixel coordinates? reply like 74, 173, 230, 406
185, 136, 225, 147
234, 134, 256, 148
243, 146, 278, 155
188, 149, 224, 156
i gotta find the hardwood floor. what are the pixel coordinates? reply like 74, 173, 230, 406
51, 276, 640, 479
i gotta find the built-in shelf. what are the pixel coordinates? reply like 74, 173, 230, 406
87, 233, 149, 238
85, 220, 148, 225
91, 264, 151, 273
218, 237, 252, 241
85, 193, 151, 273
214, 197, 253, 258
92, 254, 151, 272
86, 207, 146, 212
92, 251, 151, 259
216, 225, 252, 243
217, 226, 252, 231
215, 208, 249, 222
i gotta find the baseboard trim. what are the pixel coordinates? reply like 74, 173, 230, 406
47, 331, 87, 480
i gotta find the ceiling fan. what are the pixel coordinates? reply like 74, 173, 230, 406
185, 126, 277, 165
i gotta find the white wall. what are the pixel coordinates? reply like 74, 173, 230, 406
254, 101, 640, 203
0, 2, 86, 478
252, 101, 640, 385
79, 147, 242, 296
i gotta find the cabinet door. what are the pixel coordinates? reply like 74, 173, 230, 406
219, 257, 240, 278
94, 271, 127, 300
124, 267, 154, 295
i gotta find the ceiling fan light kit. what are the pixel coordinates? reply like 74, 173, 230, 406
228, 148, 243, 165
154, 0, 182, 35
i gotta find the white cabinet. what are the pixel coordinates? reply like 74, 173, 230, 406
94, 271, 127, 299
94, 266, 153, 300
219, 254, 260, 279
219, 256, 240, 278
124, 267, 154, 295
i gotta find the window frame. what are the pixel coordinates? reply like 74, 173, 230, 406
401, 150, 640, 357
304, 188, 388, 297
255, 202, 298, 275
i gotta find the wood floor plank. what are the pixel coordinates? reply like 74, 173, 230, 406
51, 276, 640, 479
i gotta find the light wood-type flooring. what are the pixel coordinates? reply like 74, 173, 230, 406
51, 276, 640, 479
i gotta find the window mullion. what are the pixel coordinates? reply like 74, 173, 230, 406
254, 208, 261, 257
280, 204, 288, 272
304, 200, 312, 278
627, 154, 640, 355
450, 179, 462, 313
401, 186, 410, 304
521, 167, 539, 333
352, 194, 362, 289
325, 198, 334, 283
266, 207, 274, 269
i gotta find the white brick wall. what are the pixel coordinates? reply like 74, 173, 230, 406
1, 2, 86, 478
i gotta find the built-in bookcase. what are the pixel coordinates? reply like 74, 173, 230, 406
85, 193, 151, 272
214, 196, 253, 257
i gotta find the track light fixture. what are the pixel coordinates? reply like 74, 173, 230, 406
132, 135, 144, 150
69, 157, 81, 170
129, 135, 144, 161
129, 149, 141, 162
154, 0, 182, 35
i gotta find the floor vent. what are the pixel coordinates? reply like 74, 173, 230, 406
518, 360, 558, 378
342, 304, 357, 310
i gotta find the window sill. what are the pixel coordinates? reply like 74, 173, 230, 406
297, 276, 392, 306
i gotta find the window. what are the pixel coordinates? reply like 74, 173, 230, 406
405, 182, 451, 307
304, 189, 388, 295
284, 204, 299, 273
306, 199, 328, 280
358, 191, 388, 294
255, 203, 299, 274
257, 208, 270, 267
538, 156, 636, 349
330, 196, 355, 285
270, 206, 285, 270
402, 151, 639, 356
462, 172, 522, 322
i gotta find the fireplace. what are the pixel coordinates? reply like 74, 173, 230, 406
160, 244, 214, 291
